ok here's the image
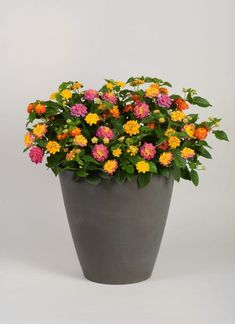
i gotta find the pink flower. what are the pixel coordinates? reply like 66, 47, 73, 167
133, 102, 150, 119
84, 89, 98, 101
96, 126, 114, 140
102, 92, 117, 104
29, 146, 44, 164
70, 104, 88, 117
157, 95, 172, 108
140, 142, 156, 160
92, 144, 109, 162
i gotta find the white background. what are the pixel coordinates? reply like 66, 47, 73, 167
0, 0, 235, 323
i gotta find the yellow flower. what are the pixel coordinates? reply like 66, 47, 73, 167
164, 128, 176, 137
106, 83, 114, 90
123, 120, 140, 136
112, 148, 122, 157
74, 134, 88, 147
33, 123, 47, 139
168, 136, 181, 149
61, 89, 72, 99
24, 132, 34, 147
50, 92, 57, 100
159, 152, 173, 166
91, 136, 98, 144
115, 81, 126, 88
85, 113, 99, 126
46, 141, 61, 154
183, 124, 195, 138
136, 160, 150, 173
181, 147, 195, 159
171, 110, 186, 122
145, 83, 160, 98
103, 159, 118, 175
127, 145, 138, 156
103, 137, 110, 144
72, 82, 83, 90
66, 150, 76, 161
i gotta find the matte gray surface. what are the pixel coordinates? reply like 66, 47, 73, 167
59, 172, 174, 284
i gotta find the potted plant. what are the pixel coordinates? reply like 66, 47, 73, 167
23, 76, 228, 284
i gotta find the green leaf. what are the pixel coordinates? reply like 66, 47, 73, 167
137, 173, 151, 188
212, 130, 229, 141
86, 175, 101, 185
170, 94, 181, 100
158, 167, 170, 178
82, 155, 101, 165
181, 167, 191, 180
155, 137, 167, 146
114, 172, 126, 184
198, 146, 212, 159
23, 147, 29, 152
187, 113, 198, 123
192, 96, 212, 107
76, 169, 88, 177
125, 164, 135, 174
191, 170, 199, 186
126, 173, 135, 182
127, 155, 141, 164
149, 162, 158, 174
74, 155, 84, 165
174, 153, 186, 168
171, 164, 181, 182
162, 81, 172, 87
197, 140, 212, 148
28, 112, 36, 123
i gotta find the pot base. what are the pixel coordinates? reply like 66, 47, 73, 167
84, 273, 151, 285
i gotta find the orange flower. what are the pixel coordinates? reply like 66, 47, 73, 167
27, 103, 35, 113
69, 127, 81, 137
132, 94, 140, 102
57, 133, 67, 140
147, 123, 156, 129
174, 98, 189, 111
194, 127, 209, 140
35, 103, 46, 115
109, 106, 120, 118
123, 105, 133, 112
159, 87, 169, 94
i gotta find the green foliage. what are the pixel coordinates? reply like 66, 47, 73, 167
212, 130, 229, 141
137, 173, 151, 188
191, 170, 199, 186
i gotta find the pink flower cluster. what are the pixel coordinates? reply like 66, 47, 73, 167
140, 142, 156, 160
96, 126, 114, 140
70, 104, 88, 117
102, 92, 117, 104
84, 89, 98, 101
29, 146, 44, 164
157, 95, 172, 108
133, 102, 150, 119
92, 144, 109, 162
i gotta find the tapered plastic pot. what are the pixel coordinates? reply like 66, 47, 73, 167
59, 171, 174, 285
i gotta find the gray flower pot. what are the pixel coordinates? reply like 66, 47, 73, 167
59, 171, 174, 284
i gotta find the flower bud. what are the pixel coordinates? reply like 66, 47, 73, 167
158, 117, 165, 123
